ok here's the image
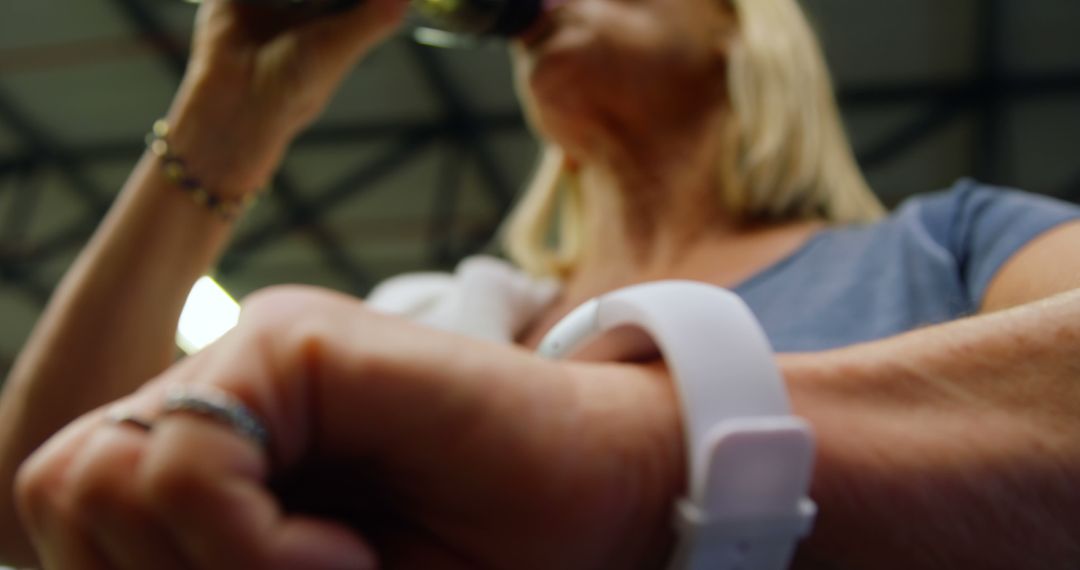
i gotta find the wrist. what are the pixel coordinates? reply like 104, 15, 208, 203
162, 72, 298, 196
562, 360, 685, 569
626, 362, 687, 569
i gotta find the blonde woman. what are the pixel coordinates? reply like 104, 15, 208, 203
3, 0, 1080, 567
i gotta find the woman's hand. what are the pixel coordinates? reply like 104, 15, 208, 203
14, 287, 685, 570
167, 0, 410, 193
188, 0, 408, 128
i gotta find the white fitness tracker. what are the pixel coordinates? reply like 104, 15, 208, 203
537, 281, 816, 570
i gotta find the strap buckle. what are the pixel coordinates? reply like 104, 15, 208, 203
672, 417, 817, 570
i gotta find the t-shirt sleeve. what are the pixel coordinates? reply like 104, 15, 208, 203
919, 179, 1080, 306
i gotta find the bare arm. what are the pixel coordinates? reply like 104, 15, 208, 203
787, 288, 1080, 569
9, 225, 1080, 568
14, 283, 1080, 570
0, 96, 275, 564
0, 0, 408, 563
783, 220, 1080, 568
10, 198, 1077, 568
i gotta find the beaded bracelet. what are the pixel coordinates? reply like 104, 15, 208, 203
146, 119, 258, 222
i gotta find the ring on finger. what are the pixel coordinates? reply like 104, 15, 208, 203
161, 384, 271, 452
105, 407, 156, 433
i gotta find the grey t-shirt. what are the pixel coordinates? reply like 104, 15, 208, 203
734, 180, 1080, 352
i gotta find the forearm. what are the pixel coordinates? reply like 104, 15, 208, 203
786, 289, 1080, 569
0, 80, 293, 563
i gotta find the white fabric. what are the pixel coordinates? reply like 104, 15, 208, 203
369, 263, 816, 570
366, 255, 560, 343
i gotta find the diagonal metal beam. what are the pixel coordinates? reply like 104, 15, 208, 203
9, 7, 531, 274
406, 43, 516, 218
28, 131, 432, 276
219, 130, 435, 276
0, 352, 15, 385
1, 161, 42, 247
271, 172, 375, 292
0, 0, 177, 281
304, 132, 439, 213
0, 85, 112, 216
12, 223, 91, 268
0, 111, 528, 168
0, 85, 110, 308
109, 0, 188, 77
300, 111, 526, 147
0, 154, 36, 177
0, 263, 54, 307
428, 142, 465, 268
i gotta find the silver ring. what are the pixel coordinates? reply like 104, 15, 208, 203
162, 385, 270, 451
106, 408, 155, 432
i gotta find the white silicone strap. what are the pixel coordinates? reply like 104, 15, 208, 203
538, 281, 815, 570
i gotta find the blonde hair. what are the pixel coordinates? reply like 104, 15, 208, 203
503, 0, 884, 278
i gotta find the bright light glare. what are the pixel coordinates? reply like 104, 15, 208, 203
413, 27, 473, 49
177, 277, 240, 354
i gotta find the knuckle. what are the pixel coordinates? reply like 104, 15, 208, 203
240, 285, 339, 322
238, 286, 339, 349
66, 435, 146, 519
139, 452, 205, 514
15, 431, 142, 530
14, 455, 64, 529
238, 284, 370, 353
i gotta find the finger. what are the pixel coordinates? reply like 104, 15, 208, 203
143, 414, 378, 570
16, 412, 118, 570
28, 518, 112, 570
139, 415, 276, 568
72, 426, 190, 570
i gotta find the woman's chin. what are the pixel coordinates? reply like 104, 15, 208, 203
527, 57, 594, 123
526, 79, 610, 160
526, 25, 610, 92
523, 16, 601, 63
516, 23, 635, 152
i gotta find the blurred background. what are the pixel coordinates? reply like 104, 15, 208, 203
0, 0, 1079, 380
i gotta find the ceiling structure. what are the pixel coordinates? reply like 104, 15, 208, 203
1, 0, 1079, 379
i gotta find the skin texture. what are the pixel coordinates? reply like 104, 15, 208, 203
17, 288, 687, 570
512, 0, 749, 305
0, 0, 409, 563
3, 0, 1080, 566
788, 286, 1080, 569
14, 275, 1080, 569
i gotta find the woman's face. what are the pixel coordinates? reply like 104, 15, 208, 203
512, 0, 736, 155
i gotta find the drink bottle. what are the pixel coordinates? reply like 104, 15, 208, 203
231, 0, 544, 37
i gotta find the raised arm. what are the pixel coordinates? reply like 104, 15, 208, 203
0, 0, 408, 562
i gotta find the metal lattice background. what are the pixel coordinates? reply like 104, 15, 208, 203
1, 0, 1079, 378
